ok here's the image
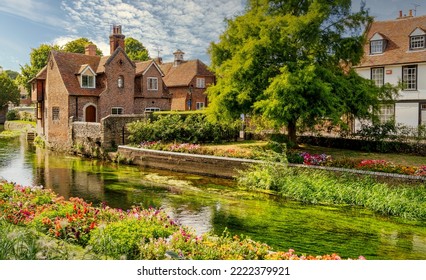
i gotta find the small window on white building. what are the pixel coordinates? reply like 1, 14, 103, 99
196, 102, 205, 110
369, 33, 387, 54
371, 67, 384, 87
409, 28, 426, 50
378, 104, 394, 124
402, 65, 417, 90
196, 77, 205, 88
111, 107, 123, 115
147, 77, 158, 90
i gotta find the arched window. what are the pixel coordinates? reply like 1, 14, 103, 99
118, 75, 124, 88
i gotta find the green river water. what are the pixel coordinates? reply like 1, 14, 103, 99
1, 134, 426, 259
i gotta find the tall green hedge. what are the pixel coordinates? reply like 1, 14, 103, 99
127, 113, 241, 144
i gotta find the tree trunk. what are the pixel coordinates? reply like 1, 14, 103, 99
287, 120, 298, 148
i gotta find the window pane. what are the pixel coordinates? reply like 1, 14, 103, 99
378, 104, 394, 123
370, 40, 383, 54
148, 78, 158, 90
410, 36, 425, 49
403, 66, 417, 90
371, 68, 384, 87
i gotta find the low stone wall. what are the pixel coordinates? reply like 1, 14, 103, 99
117, 146, 259, 178
117, 146, 426, 181
4, 121, 35, 132
101, 115, 146, 149
72, 122, 102, 151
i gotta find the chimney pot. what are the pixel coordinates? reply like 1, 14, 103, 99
109, 24, 126, 55
409, 9, 413, 17
399, 10, 403, 18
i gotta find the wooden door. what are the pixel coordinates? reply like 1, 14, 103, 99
85, 105, 96, 122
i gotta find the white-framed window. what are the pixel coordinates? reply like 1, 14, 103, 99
370, 40, 384, 54
196, 102, 205, 110
196, 77, 205, 88
147, 77, 158, 90
402, 65, 417, 90
144, 107, 160, 112
378, 104, 394, 124
111, 107, 123, 115
410, 35, 425, 50
371, 67, 384, 87
82, 75, 95, 88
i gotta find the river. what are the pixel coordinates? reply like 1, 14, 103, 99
1, 133, 426, 260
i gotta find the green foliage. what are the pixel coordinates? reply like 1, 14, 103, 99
0, 72, 20, 108
5, 70, 19, 80
17, 44, 60, 94
125, 37, 150, 61
88, 218, 174, 259
63, 38, 103, 55
127, 114, 240, 144
238, 164, 426, 220
207, 0, 396, 144
6, 109, 20, 121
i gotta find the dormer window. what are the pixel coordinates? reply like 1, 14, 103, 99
369, 33, 387, 54
409, 27, 426, 50
78, 65, 96, 89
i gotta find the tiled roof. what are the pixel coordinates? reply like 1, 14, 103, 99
135, 60, 164, 76
357, 15, 426, 68
52, 51, 105, 96
29, 65, 47, 83
160, 59, 214, 87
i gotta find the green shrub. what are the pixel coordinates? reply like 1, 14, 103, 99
6, 109, 19, 121
87, 218, 175, 259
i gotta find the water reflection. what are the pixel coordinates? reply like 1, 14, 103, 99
1, 136, 426, 259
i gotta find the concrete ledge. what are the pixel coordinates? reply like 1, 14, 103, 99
117, 146, 426, 181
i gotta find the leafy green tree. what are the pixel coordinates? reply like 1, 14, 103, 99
5, 70, 19, 80
0, 72, 20, 108
17, 44, 60, 94
207, 0, 394, 145
125, 37, 150, 61
63, 38, 103, 55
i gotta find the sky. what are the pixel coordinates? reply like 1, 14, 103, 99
0, 0, 425, 72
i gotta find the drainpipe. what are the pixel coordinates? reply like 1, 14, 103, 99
75, 97, 78, 121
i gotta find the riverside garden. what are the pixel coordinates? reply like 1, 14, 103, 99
1, 112, 426, 260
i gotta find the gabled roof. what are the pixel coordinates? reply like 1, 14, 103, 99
29, 65, 47, 83
160, 59, 214, 87
357, 15, 426, 68
135, 60, 164, 76
51, 50, 104, 96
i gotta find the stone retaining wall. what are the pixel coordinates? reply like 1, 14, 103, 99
117, 146, 426, 181
117, 146, 259, 178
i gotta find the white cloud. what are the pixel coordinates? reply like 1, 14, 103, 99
59, 0, 246, 63
0, 0, 69, 29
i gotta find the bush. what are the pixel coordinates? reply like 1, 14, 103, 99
6, 109, 19, 121
88, 217, 175, 259
127, 113, 240, 144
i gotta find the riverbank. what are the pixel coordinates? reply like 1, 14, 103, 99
0, 180, 353, 260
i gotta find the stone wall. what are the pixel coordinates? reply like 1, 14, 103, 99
116, 146, 259, 178
100, 114, 146, 149
72, 121, 102, 150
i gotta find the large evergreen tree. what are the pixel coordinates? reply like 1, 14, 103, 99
207, 0, 395, 144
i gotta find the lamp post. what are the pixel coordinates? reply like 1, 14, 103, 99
187, 84, 193, 110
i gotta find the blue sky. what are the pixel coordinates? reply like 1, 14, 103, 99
0, 0, 425, 72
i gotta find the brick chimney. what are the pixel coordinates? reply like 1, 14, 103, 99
109, 25, 125, 55
85, 44, 97, 56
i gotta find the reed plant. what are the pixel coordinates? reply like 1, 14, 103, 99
238, 163, 426, 220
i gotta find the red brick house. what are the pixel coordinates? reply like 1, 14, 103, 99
159, 49, 215, 111
31, 25, 171, 149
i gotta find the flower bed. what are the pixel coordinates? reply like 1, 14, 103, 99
0, 180, 362, 260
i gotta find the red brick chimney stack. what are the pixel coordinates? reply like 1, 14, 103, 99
109, 25, 126, 55
85, 44, 97, 56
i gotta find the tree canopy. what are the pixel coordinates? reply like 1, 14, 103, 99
207, 0, 394, 144
125, 37, 150, 61
63, 38, 103, 56
0, 72, 20, 108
